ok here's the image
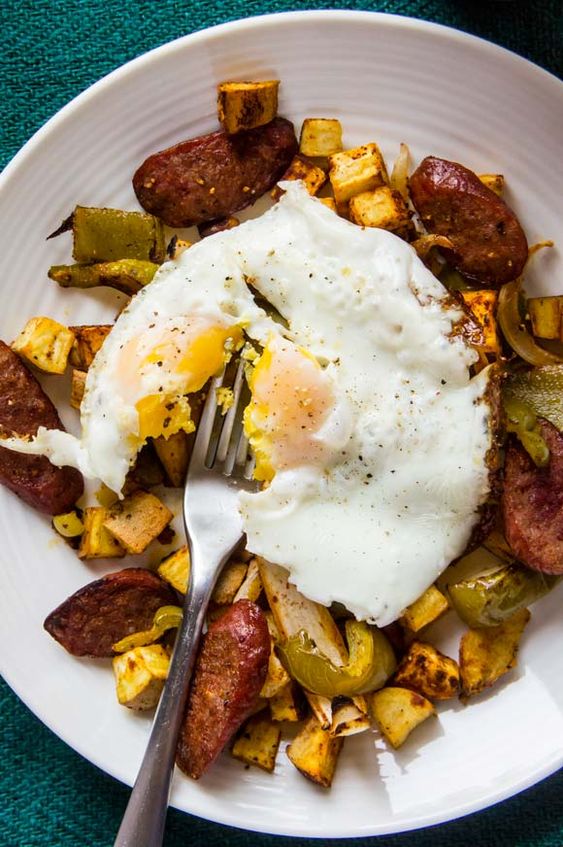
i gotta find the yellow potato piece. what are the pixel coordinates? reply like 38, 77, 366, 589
12, 316, 75, 374
459, 608, 531, 697
371, 686, 435, 748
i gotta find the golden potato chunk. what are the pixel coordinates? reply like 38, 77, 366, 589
78, 507, 125, 559
401, 585, 449, 633
299, 118, 343, 157
212, 561, 248, 606
12, 317, 75, 374
157, 545, 190, 594
328, 143, 388, 205
478, 173, 505, 196
527, 296, 563, 341
371, 686, 435, 748
113, 644, 169, 710
460, 290, 500, 356
152, 431, 190, 487
459, 608, 531, 698
217, 80, 279, 134
231, 711, 282, 773
70, 368, 86, 410
286, 714, 343, 788
349, 185, 410, 231
272, 154, 327, 200
393, 641, 460, 700
269, 681, 304, 723
68, 324, 112, 369
103, 490, 173, 554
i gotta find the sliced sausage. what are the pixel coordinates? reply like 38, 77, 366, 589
133, 117, 298, 227
0, 340, 84, 514
502, 418, 563, 574
176, 599, 270, 779
44, 568, 177, 657
409, 157, 528, 286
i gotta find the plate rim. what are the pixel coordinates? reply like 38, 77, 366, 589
1, 9, 562, 838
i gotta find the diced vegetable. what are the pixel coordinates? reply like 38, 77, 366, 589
49, 259, 158, 295
328, 143, 388, 205
527, 295, 563, 340
272, 155, 327, 200
393, 641, 460, 700
459, 289, 500, 357
211, 561, 248, 605
113, 644, 169, 710
71, 206, 165, 263
286, 714, 343, 788
478, 173, 504, 195
52, 510, 84, 539
68, 325, 112, 369
12, 317, 75, 375
269, 681, 304, 722
459, 608, 531, 697
503, 365, 563, 433
217, 80, 279, 134
231, 711, 282, 772
278, 620, 396, 697
371, 687, 435, 748
400, 585, 449, 633
152, 431, 190, 487
349, 185, 411, 232
498, 280, 562, 366
157, 546, 190, 594
503, 395, 550, 467
112, 605, 183, 653
299, 118, 343, 157
450, 562, 559, 628
103, 490, 173, 554
78, 506, 125, 559
70, 369, 86, 409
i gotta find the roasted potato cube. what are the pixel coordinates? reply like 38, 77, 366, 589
393, 641, 460, 700
478, 173, 505, 196
157, 546, 190, 594
113, 644, 169, 710
460, 290, 500, 356
217, 80, 279, 134
52, 510, 84, 539
527, 296, 563, 341
401, 585, 449, 633
12, 317, 75, 375
371, 686, 435, 748
287, 714, 343, 788
459, 608, 531, 698
328, 143, 388, 205
212, 561, 248, 605
70, 369, 86, 410
153, 431, 190, 488
78, 507, 125, 559
299, 118, 343, 157
269, 681, 304, 723
272, 154, 327, 200
231, 711, 282, 773
68, 324, 112, 369
349, 185, 410, 231
233, 557, 263, 602
103, 490, 173, 555
330, 701, 371, 738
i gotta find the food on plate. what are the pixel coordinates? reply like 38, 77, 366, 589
409, 156, 528, 285
132, 117, 298, 226
527, 295, 563, 341
11, 316, 75, 374
459, 608, 531, 697
0, 341, 83, 513
176, 599, 270, 779
502, 418, 563, 574
217, 80, 280, 134
43, 568, 177, 657
1, 79, 561, 787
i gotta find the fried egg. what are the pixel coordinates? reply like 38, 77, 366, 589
5, 183, 494, 624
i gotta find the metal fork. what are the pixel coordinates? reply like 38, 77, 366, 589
114, 359, 257, 847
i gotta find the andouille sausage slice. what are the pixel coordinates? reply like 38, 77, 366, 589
44, 568, 177, 657
502, 418, 563, 574
176, 599, 270, 779
0, 340, 83, 514
409, 157, 528, 286
133, 117, 298, 227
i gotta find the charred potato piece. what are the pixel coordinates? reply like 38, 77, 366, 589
272, 154, 327, 200
459, 608, 531, 697
349, 185, 411, 232
393, 641, 460, 700
371, 686, 435, 748
328, 143, 388, 205
12, 317, 75, 375
231, 711, 282, 772
299, 118, 343, 157
269, 681, 304, 723
217, 81, 279, 134
68, 325, 112, 369
103, 490, 173, 555
286, 714, 343, 788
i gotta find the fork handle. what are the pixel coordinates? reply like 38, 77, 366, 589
113, 554, 223, 847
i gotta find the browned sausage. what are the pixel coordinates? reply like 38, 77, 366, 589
502, 418, 563, 574
176, 599, 269, 779
409, 157, 528, 286
0, 341, 84, 514
133, 117, 298, 227
44, 568, 177, 657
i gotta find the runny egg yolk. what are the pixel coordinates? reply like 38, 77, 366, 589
244, 337, 337, 482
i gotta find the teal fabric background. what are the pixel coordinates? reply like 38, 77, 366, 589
1, 1, 562, 845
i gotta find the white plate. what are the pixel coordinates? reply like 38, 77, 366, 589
1, 11, 562, 838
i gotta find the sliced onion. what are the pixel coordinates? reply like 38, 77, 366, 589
411, 234, 454, 260
390, 142, 411, 202
498, 279, 563, 366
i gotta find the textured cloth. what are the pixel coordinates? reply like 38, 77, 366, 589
1, 1, 562, 845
